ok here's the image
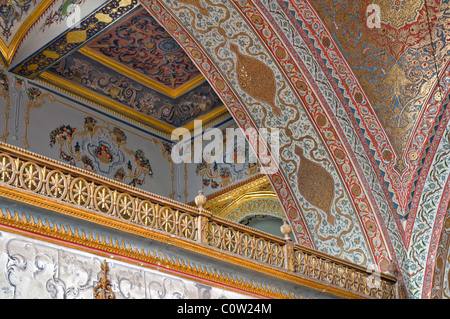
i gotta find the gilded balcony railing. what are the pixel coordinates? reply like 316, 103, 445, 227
0, 142, 397, 299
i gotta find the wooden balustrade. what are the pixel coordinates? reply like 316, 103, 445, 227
0, 142, 397, 298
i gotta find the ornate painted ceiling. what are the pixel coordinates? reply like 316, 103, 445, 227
0, 0, 449, 299
4, 0, 228, 137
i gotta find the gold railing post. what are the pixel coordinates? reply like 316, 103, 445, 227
195, 190, 210, 244
281, 219, 295, 272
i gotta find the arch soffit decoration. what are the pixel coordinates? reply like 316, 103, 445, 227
270, 0, 450, 299
139, 0, 397, 278
277, 0, 450, 299
218, 191, 284, 221
259, 4, 450, 299
258, 0, 450, 244
0, 0, 55, 67
416, 123, 450, 298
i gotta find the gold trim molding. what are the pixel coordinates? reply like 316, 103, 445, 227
218, 191, 280, 220
39, 71, 229, 137
201, 174, 272, 214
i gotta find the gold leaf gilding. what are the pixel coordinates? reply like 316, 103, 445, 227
295, 145, 335, 225
230, 43, 281, 116
66, 30, 87, 44
43, 50, 60, 59
95, 13, 113, 23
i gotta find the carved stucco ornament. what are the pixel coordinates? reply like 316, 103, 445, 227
295, 145, 335, 225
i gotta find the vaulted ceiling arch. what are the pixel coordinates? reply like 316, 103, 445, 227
139, 0, 398, 287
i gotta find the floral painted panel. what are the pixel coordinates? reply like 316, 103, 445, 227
49, 116, 160, 188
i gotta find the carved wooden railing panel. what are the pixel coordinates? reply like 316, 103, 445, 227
293, 249, 395, 299
0, 143, 397, 299
0, 146, 199, 243
207, 221, 285, 268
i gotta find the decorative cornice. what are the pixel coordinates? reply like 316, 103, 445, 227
0, 209, 303, 299
38, 71, 229, 137
39, 71, 177, 135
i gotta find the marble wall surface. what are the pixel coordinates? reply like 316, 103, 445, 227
0, 229, 248, 299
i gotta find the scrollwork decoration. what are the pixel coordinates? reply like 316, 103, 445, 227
94, 259, 115, 299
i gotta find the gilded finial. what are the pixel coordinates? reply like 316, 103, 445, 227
195, 190, 207, 211
280, 219, 292, 241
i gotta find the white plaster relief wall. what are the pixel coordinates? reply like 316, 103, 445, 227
0, 230, 248, 299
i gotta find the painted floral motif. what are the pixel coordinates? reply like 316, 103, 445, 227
84, 116, 97, 126
113, 167, 125, 181
0, 70, 9, 91
195, 127, 260, 190
41, 0, 86, 31
49, 116, 154, 188
95, 143, 114, 164
112, 127, 127, 143
219, 167, 232, 179
60, 150, 75, 165
81, 155, 94, 170
161, 141, 173, 154
134, 150, 153, 175
49, 125, 76, 147
27, 87, 41, 101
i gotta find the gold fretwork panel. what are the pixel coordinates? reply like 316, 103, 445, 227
200, 174, 273, 214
